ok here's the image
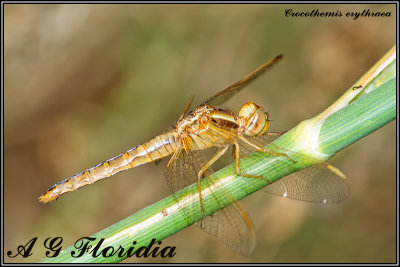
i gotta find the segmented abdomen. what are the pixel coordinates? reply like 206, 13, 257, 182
38, 131, 179, 203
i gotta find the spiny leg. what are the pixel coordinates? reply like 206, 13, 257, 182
258, 131, 299, 163
233, 139, 272, 183
238, 134, 288, 158
263, 130, 287, 136
197, 145, 230, 218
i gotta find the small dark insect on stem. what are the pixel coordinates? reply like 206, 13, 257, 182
353, 85, 363, 90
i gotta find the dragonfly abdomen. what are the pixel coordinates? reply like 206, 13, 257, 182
38, 131, 179, 203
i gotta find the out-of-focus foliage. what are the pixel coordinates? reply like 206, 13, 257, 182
4, 4, 396, 263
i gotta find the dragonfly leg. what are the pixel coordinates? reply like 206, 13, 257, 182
263, 130, 287, 136
238, 135, 288, 157
233, 139, 272, 183
261, 131, 296, 159
197, 145, 230, 217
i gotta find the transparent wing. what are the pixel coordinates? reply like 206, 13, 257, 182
199, 54, 283, 107
165, 145, 256, 256
262, 164, 351, 203
238, 135, 351, 203
178, 95, 195, 120
198, 201, 256, 256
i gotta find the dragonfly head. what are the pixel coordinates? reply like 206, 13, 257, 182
238, 102, 270, 137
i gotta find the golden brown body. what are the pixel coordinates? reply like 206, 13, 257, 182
38, 103, 268, 203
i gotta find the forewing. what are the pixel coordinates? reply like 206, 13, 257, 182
165, 146, 256, 256
200, 55, 283, 107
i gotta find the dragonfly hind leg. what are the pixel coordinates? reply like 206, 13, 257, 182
197, 145, 230, 217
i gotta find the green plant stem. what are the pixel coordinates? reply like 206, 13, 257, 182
320, 77, 395, 155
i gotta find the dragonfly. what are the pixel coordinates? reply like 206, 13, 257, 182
39, 55, 350, 256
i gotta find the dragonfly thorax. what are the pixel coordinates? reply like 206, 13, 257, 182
175, 105, 211, 135
238, 102, 270, 137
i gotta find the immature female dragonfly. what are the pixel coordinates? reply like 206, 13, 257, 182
39, 55, 350, 255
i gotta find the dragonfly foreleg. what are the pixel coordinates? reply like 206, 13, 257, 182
262, 130, 287, 136
233, 139, 272, 183
238, 135, 288, 158
197, 145, 229, 217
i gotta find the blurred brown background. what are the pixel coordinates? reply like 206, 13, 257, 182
4, 3, 396, 263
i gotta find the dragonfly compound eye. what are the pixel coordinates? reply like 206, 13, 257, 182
239, 102, 270, 136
